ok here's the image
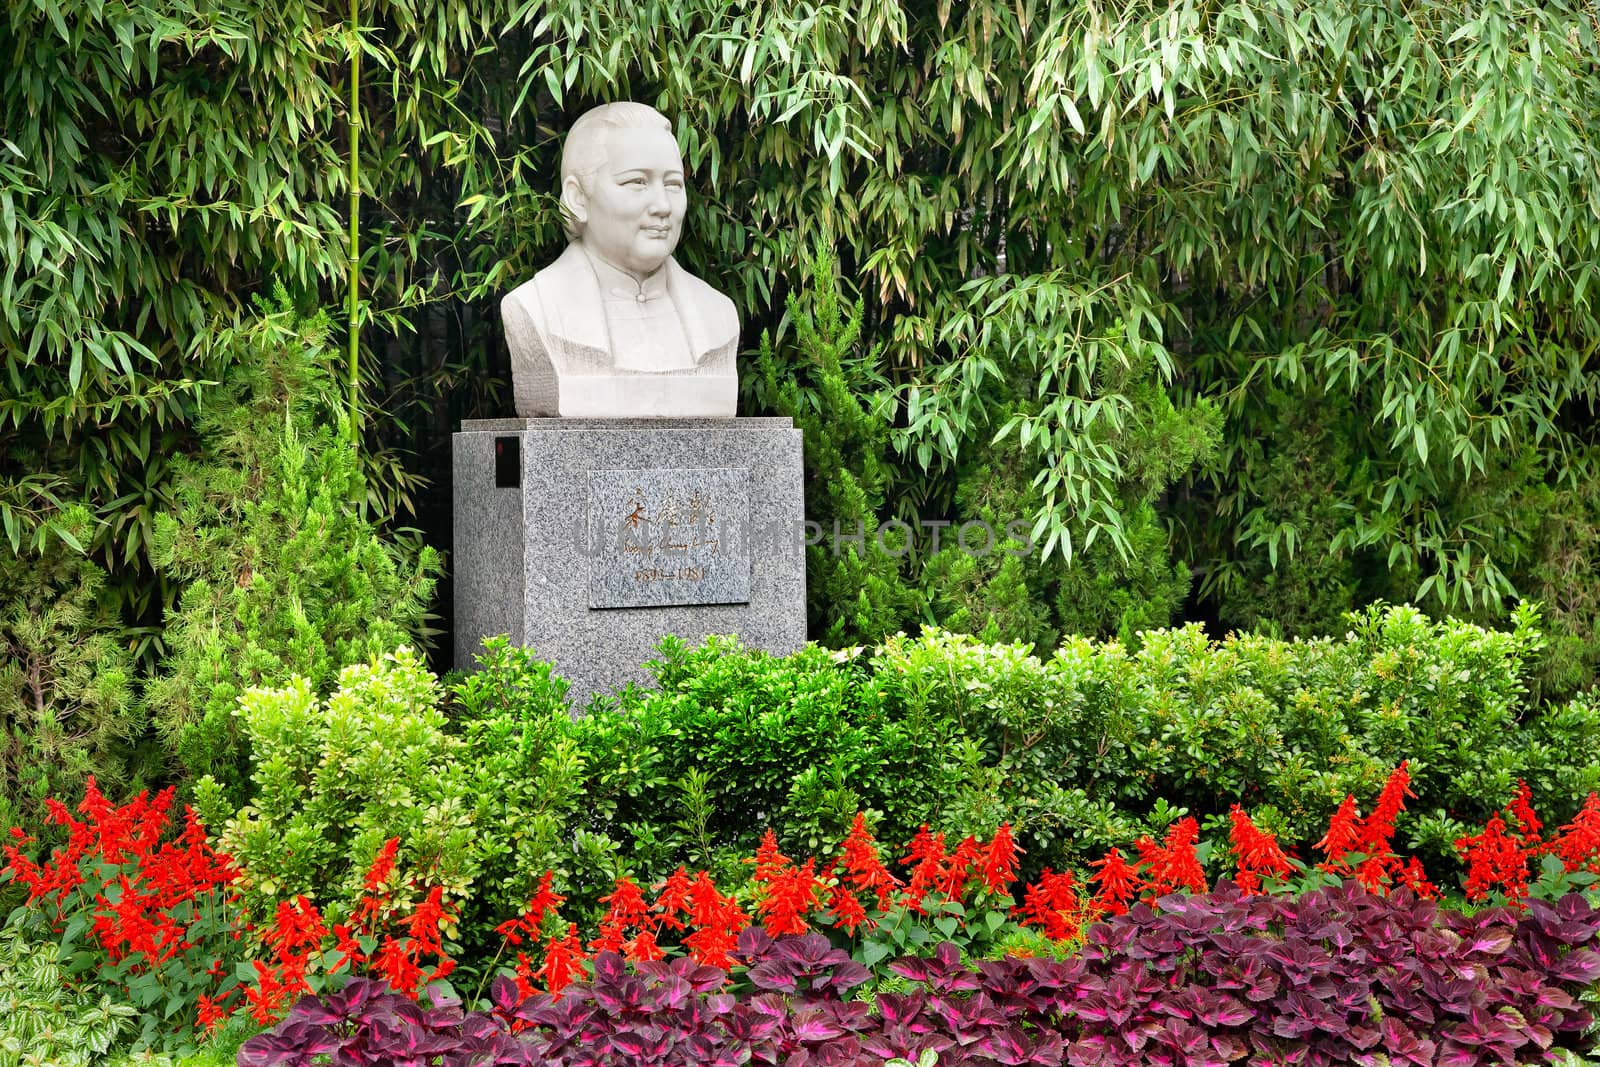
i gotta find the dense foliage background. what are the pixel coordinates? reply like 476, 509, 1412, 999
3, 0, 1599, 813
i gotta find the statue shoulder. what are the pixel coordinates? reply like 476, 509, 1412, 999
504, 246, 601, 346
669, 261, 739, 345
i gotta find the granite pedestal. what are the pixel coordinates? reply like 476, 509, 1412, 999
453, 418, 806, 705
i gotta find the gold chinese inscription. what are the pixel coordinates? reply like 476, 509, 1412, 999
619, 485, 721, 568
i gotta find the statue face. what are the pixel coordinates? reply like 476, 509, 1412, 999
575, 126, 687, 278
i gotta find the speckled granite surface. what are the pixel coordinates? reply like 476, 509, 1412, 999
453, 418, 804, 707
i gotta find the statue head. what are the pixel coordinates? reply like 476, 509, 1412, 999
559, 102, 687, 281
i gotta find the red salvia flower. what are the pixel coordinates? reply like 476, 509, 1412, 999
407, 886, 449, 951
496, 871, 565, 946
900, 825, 948, 911
838, 813, 900, 909
512, 951, 538, 1001
824, 877, 871, 935
1551, 792, 1600, 874
373, 934, 425, 997
331, 922, 366, 974
1227, 805, 1296, 894
624, 928, 665, 963
652, 865, 694, 932
589, 876, 651, 955
683, 923, 740, 970
1135, 817, 1208, 900
364, 838, 401, 893
1014, 867, 1081, 941
1359, 761, 1413, 857
538, 923, 588, 994
1314, 795, 1362, 871
196, 991, 234, 1034
1087, 847, 1141, 917
751, 830, 790, 884
1396, 857, 1438, 899
682, 872, 748, 969
1508, 780, 1544, 847
756, 857, 820, 936
683, 870, 729, 929
977, 823, 1022, 893
1353, 853, 1393, 894
1456, 811, 1532, 905
936, 835, 981, 900
351, 839, 402, 934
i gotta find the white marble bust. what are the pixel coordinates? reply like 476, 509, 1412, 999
501, 102, 739, 418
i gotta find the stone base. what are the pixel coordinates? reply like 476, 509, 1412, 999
453, 418, 806, 705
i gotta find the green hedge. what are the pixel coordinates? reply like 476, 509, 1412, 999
200, 603, 1600, 960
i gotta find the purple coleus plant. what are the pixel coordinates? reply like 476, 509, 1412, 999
239, 884, 1600, 1067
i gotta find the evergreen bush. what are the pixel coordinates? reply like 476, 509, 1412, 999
188, 608, 1600, 958
195, 648, 476, 924
0, 518, 152, 840
145, 306, 438, 794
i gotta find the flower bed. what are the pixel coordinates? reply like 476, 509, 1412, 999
5, 766, 1600, 1062
240, 886, 1600, 1066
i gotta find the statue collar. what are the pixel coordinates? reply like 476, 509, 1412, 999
532, 243, 737, 363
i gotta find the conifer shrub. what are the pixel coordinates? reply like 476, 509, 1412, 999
145, 306, 438, 796
754, 250, 919, 645
0, 514, 152, 842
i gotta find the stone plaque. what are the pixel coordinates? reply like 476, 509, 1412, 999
587, 467, 751, 608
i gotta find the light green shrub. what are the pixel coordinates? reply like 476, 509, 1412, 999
195, 647, 476, 922
871, 603, 1600, 872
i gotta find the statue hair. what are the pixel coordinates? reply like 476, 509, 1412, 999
559, 102, 674, 241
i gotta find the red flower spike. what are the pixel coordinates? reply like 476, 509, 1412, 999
1088, 847, 1141, 917
331, 923, 366, 973
1456, 811, 1532, 906
1227, 805, 1296, 894
1359, 761, 1413, 857
407, 886, 449, 948
652, 865, 694, 932
1315, 795, 1362, 871
1397, 857, 1438, 899
364, 838, 401, 893
937, 835, 981, 900
825, 879, 871, 935
589, 876, 651, 954
373, 934, 425, 998
1552, 792, 1600, 874
683, 923, 740, 970
684, 870, 736, 929
751, 831, 790, 884
1508, 780, 1544, 847
838, 813, 901, 909
624, 927, 665, 963
900, 825, 948, 911
681, 872, 748, 969
497, 870, 565, 947
977, 823, 1022, 893
538, 923, 588, 995
512, 952, 538, 1001
756, 857, 821, 936
1014, 867, 1082, 941
1135, 817, 1208, 901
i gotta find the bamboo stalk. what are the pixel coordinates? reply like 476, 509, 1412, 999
346, 0, 362, 443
